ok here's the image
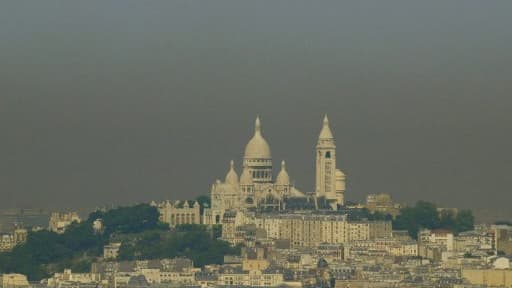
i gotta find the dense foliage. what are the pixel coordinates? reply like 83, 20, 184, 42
118, 224, 239, 267
194, 194, 211, 215
90, 204, 167, 236
0, 204, 164, 280
393, 201, 474, 238
0, 202, 234, 281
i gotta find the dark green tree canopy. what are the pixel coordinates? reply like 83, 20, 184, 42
393, 201, 474, 238
0, 203, 235, 281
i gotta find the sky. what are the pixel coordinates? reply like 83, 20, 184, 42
1, 1, 511, 215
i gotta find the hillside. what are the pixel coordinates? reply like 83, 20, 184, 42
0, 203, 235, 281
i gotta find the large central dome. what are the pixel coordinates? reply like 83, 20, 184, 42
244, 116, 271, 159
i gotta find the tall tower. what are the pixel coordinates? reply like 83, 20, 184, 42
243, 116, 273, 183
315, 115, 337, 200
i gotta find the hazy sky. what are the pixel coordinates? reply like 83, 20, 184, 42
1, 1, 511, 212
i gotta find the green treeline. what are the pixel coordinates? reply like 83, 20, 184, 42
393, 201, 474, 238
0, 198, 475, 280
0, 202, 232, 281
117, 224, 239, 267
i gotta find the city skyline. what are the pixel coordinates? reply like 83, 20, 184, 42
1, 1, 511, 213
1, 2, 512, 287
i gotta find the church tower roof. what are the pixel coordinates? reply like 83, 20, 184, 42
318, 114, 334, 140
225, 160, 239, 186
276, 160, 290, 185
244, 116, 272, 159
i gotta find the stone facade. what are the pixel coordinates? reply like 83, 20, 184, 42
49, 212, 81, 234
463, 268, 512, 287
153, 200, 200, 228
0, 274, 30, 288
251, 213, 392, 248
365, 193, 401, 217
205, 116, 347, 225
104, 242, 122, 259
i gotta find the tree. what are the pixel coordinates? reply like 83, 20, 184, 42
117, 242, 136, 261
100, 204, 166, 235
212, 225, 222, 239
0, 203, 166, 280
454, 209, 474, 233
195, 195, 211, 215
439, 210, 456, 229
393, 206, 419, 238
414, 201, 440, 229
117, 227, 239, 267
392, 201, 475, 239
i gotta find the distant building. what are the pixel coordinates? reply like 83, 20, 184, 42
13, 229, 27, 243
0, 229, 27, 252
218, 267, 284, 287
152, 200, 200, 228
493, 224, 512, 255
454, 229, 494, 253
348, 238, 417, 258
46, 269, 101, 287
392, 230, 412, 241
348, 220, 393, 241
104, 242, 122, 259
242, 246, 270, 271
462, 268, 512, 287
254, 213, 349, 248
365, 193, 401, 217
0, 274, 30, 288
91, 258, 197, 286
317, 243, 345, 262
0, 234, 15, 252
49, 212, 81, 234
92, 219, 103, 233
252, 213, 391, 248
418, 228, 454, 261
205, 116, 347, 225
419, 229, 454, 250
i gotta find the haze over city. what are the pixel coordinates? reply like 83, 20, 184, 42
1, 1, 511, 215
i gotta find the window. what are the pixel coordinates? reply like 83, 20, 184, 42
325, 151, 331, 158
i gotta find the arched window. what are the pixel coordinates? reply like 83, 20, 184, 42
325, 151, 331, 158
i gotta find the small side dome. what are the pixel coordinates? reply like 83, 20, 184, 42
335, 169, 346, 179
240, 165, 253, 185
225, 160, 239, 186
276, 160, 290, 185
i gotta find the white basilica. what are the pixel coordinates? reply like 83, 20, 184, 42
204, 115, 346, 224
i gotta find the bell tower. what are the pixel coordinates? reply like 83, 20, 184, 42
315, 115, 337, 200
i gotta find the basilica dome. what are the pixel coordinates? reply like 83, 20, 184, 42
244, 116, 272, 159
